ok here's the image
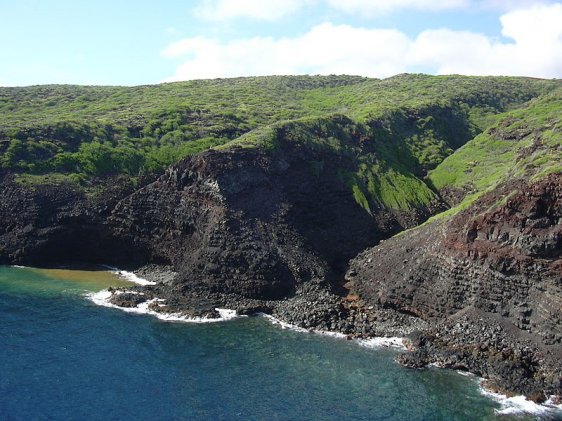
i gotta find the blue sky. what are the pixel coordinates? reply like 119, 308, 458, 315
1, 0, 561, 86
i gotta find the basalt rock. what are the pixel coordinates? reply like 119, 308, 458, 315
347, 174, 562, 399
107, 137, 441, 300
0, 175, 142, 266
0, 132, 440, 300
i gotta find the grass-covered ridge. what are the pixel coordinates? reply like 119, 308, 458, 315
0, 74, 558, 185
429, 88, 562, 207
224, 114, 441, 212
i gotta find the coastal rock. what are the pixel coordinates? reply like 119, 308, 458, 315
106, 124, 442, 300
348, 174, 562, 399
1, 124, 560, 401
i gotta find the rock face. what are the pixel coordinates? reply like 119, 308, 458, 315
0, 175, 140, 266
0, 134, 439, 297
109, 137, 440, 299
347, 174, 562, 399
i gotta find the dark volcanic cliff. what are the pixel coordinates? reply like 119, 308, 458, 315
347, 174, 562, 400
110, 121, 444, 299
0, 175, 140, 266
0, 120, 442, 299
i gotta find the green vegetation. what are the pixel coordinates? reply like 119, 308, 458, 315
428, 89, 562, 208
0, 74, 559, 211
1, 75, 557, 180
228, 114, 440, 211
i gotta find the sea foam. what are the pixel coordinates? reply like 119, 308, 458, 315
87, 289, 240, 323
480, 383, 562, 417
99, 265, 156, 286
260, 313, 405, 349
357, 337, 406, 350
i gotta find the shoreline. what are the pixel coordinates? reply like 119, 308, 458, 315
480, 383, 562, 417
99, 265, 157, 286
87, 282, 562, 418
85, 271, 562, 419
259, 312, 407, 350
87, 289, 239, 323
8, 263, 562, 417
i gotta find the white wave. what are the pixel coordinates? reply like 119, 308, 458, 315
260, 314, 405, 347
321, 330, 348, 339
357, 337, 406, 350
545, 396, 562, 410
456, 370, 475, 377
215, 308, 238, 321
10, 265, 27, 269
99, 265, 156, 286
114, 290, 145, 296
260, 313, 309, 333
428, 362, 444, 369
480, 383, 562, 417
87, 289, 239, 323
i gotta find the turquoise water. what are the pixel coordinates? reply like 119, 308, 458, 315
0, 266, 556, 420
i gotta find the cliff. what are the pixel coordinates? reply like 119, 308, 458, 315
0, 115, 443, 296
347, 174, 562, 399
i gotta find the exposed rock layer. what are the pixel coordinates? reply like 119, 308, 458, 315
348, 174, 562, 400
0, 136, 440, 293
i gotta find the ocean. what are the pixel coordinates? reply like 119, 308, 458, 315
0, 265, 559, 421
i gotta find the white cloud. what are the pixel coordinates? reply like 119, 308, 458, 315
326, 0, 470, 15
192, 0, 555, 21
164, 3, 562, 81
194, 0, 470, 20
194, 0, 309, 21
474, 0, 555, 12
162, 23, 410, 81
409, 3, 562, 77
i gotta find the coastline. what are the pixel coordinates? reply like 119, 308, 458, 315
260, 312, 407, 350
10, 262, 560, 417
480, 384, 562, 417
85, 266, 562, 419
99, 265, 157, 286
88, 289, 239, 323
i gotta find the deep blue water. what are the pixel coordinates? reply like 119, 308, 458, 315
0, 266, 557, 421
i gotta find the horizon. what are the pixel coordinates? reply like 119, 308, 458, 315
1, 0, 562, 87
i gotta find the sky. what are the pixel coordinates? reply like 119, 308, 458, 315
1, 0, 561, 86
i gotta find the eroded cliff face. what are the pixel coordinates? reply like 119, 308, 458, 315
109, 139, 441, 300
347, 174, 562, 399
0, 176, 141, 266
0, 132, 441, 300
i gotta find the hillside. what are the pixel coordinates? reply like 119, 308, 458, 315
429, 88, 562, 207
347, 86, 562, 400
0, 75, 557, 189
0, 74, 561, 401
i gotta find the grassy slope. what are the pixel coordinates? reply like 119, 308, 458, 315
1, 74, 559, 211
223, 115, 440, 211
429, 88, 562, 211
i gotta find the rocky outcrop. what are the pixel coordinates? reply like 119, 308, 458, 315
0, 175, 141, 266
347, 174, 562, 400
109, 131, 441, 300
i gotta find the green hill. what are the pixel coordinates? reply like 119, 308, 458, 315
428, 88, 562, 211
0, 74, 558, 191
